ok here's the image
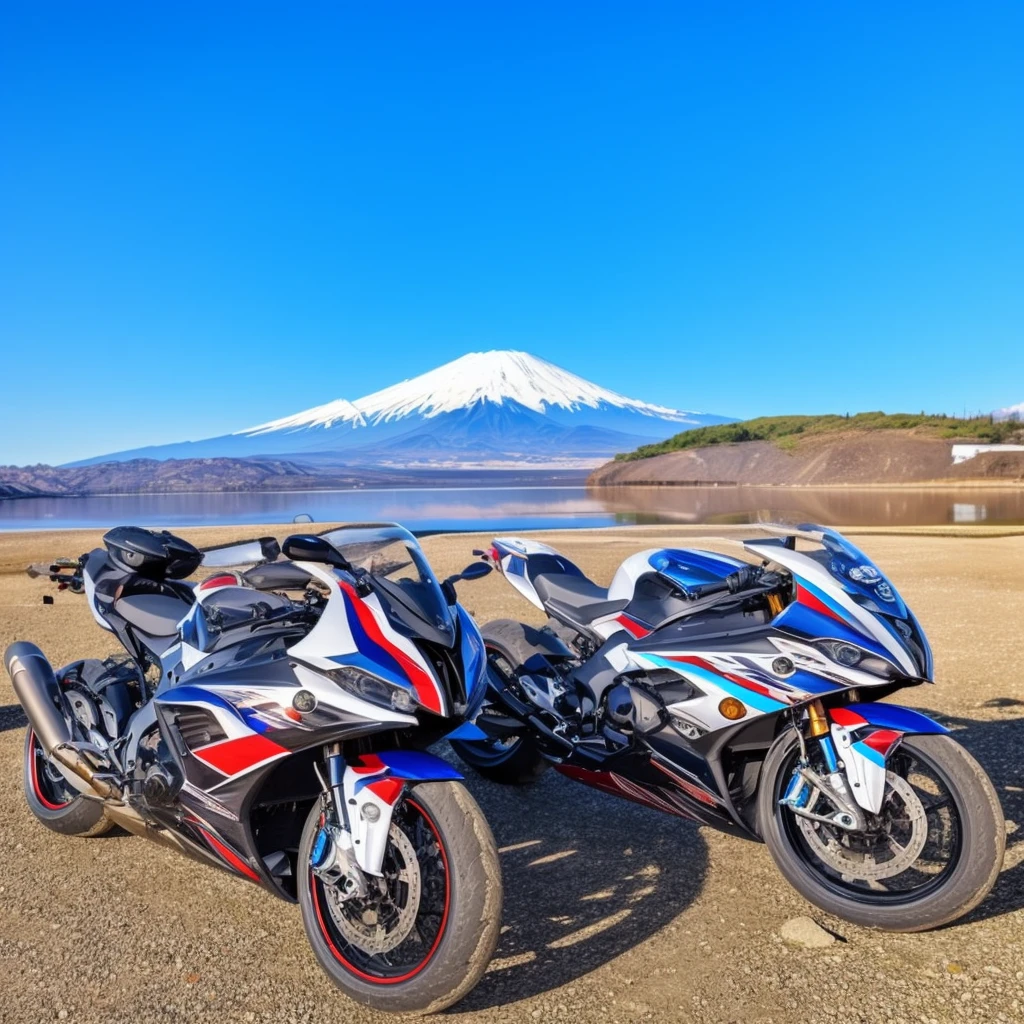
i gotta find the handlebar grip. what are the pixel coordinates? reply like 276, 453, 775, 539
689, 566, 758, 600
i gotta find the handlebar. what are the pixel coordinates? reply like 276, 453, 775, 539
688, 565, 760, 600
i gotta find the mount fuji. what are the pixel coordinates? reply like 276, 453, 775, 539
71, 351, 731, 469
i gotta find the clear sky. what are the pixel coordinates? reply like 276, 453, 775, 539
1, 2, 1021, 465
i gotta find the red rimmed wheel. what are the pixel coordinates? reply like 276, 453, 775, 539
298, 781, 501, 1014
22, 729, 111, 837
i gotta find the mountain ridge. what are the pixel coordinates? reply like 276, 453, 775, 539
68, 350, 731, 468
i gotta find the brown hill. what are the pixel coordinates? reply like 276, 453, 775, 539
588, 430, 1024, 487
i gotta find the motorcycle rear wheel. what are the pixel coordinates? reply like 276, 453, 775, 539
22, 728, 111, 837
759, 731, 1004, 931
298, 780, 502, 1014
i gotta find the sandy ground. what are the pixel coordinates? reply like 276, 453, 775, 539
0, 524, 1021, 1024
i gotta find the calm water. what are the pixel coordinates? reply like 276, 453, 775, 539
2, 485, 1023, 532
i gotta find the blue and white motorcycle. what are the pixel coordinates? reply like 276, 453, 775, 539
453, 524, 1005, 931
9, 524, 501, 1014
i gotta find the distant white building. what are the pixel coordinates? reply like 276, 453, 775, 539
951, 444, 1024, 464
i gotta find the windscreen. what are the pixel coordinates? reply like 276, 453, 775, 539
758, 521, 910, 618
319, 524, 455, 644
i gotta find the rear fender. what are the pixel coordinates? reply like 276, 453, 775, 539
342, 751, 462, 875
830, 703, 947, 813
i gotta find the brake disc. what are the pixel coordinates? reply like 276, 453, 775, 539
324, 822, 422, 955
800, 771, 928, 881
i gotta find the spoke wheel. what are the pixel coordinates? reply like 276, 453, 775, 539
759, 730, 1004, 931
310, 798, 450, 983
778, 743, 963, 902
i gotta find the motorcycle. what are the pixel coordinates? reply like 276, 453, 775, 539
451, 524, 1005, 931
8, 523, 501, 1014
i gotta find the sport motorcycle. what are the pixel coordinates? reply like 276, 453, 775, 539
8, 523, 501, 1014
452, 524, 1004, 930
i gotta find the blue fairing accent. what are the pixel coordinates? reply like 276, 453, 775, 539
377, 750, 464, 781
457, 605, 488, 714
156, 686, 246, 724
446, 721, 489, 741
507, 555, 526, 576
845, 703, 949, 735
649, 548, 747, 596
775, 601, 900, 665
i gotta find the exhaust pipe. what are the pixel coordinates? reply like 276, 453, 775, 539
4, 642, 120, 800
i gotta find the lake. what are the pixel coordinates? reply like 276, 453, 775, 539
2, 485, 1023, 532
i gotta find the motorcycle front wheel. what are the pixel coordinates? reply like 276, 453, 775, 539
758, 731, 1004, 931
297, 780, 502, 1014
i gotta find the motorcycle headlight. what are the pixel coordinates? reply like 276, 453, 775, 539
814, 640, 895, 678
324, 667, 419, 713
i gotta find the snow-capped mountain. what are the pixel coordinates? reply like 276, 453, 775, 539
71, 350, 731, 468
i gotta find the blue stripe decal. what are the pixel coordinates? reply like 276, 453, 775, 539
775, 602, 897, 664
853, 740, 886, 767
337, 591, 412, 687
642, 655, 787, 714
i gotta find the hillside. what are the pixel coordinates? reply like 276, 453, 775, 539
612, 413, 1024, 463
0, 458, 584, 500
589, 415, 1024, 487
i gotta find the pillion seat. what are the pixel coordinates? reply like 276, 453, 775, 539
531, 573, 628, 625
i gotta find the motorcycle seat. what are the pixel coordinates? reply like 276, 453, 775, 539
532, 573, 628, 625
115, 592, 193, 637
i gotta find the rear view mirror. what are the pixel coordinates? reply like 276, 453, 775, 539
458, 561, 492, 581
441, 561, 493, 602
282, 534, 350, 570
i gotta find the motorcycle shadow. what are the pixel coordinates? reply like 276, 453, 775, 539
453, 766, 710, 1011
0, 703, 28, 733
925, 705, 1024, 925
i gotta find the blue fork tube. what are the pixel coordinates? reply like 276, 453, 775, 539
325, 744, 349, 827
818, 735, 839, 773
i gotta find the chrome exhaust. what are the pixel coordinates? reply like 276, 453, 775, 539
4, 642, 120, 800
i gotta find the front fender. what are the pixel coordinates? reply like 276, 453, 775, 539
832, 703, 948, 735
830, 703, 947, 815
343, 751, 462, 874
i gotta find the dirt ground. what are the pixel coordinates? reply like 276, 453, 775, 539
0, 524, 1021, 1024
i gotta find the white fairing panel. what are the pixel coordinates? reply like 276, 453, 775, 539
744, 540, 917, 675
607, 550, 663, 602
491, 537, 560, 610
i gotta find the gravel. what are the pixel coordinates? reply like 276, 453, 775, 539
0, 525, 1021, 1023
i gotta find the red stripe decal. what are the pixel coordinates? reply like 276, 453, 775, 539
199, 574, 237, 591
193, 733, 288, 776
862, 728, 903, 758
366, 777, 405, 805
616, 615, 650, 638
796, 584, 847, 624
830, 706, 869, 728
350, 753, 386, 775
666, 654, 783, 702
28, 731, 73, 810
338, 580, 444, 714
198, 826, 261, 882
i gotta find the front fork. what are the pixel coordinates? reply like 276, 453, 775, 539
311, 745, 464, 884
780, 701, 870, 831
312, 745, 408, 883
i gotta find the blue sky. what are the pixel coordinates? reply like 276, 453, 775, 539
1, 2, 1022, 465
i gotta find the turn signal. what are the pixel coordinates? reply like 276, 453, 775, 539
718, 697, 747, 720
